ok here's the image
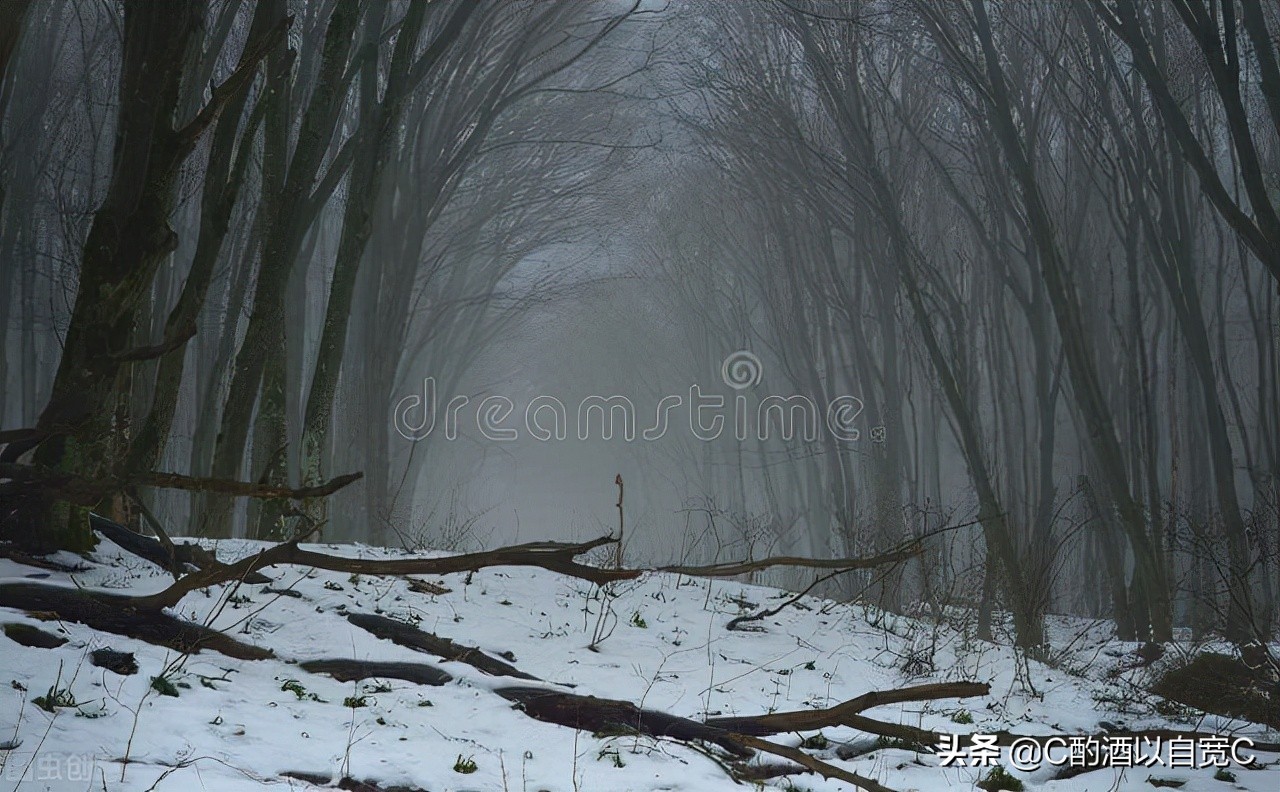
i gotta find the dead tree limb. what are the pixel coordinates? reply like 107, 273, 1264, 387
0, 464, 362, 505
88, 512, 270, 584
129, 535, 627, 610
303, 630, 900, 790
496, 686, 753, 757
346, 613, 537, 680
728, 563, 879, 631
730, 733, 899, 792
707, 681, 1279, 755
134, 470, 362, 499
0, 583, 271, 660
655, 543, 922, 578
494, 686, 899, 791
3, 622, 68, 649
705, 681, 991, 735
83, 529, 923, 616
299, 659, 453, 687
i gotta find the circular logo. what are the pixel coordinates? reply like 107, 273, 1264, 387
721, 350, 763, 390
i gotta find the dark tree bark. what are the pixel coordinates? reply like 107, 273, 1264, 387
2, 1, 281, 553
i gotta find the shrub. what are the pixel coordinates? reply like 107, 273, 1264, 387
977, 765, 1024, 792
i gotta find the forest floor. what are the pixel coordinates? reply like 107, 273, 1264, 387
0, 538, 1277, 792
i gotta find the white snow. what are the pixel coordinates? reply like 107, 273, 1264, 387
1, 539, 1276, 792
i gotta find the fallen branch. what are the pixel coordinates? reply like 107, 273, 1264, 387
134, 470, 362, 499
299, 658, 453, 687
126, 488, 179, 576
175, 12, 292, 147
731, 732, 898, 792
347, 613, 537, 680
0, 583, 271, 660
130, 534, 627, 610
705, 681, 991, 735
0, 464, 362, 505
117, 531, 928, 612
655, 543, 922, 578
727, 561, 894, 631
3, 622, 68, 648
89, 512, 270, 584
496, 686, 752, 757
303, 620, 887, 787
494, 686, 898, 791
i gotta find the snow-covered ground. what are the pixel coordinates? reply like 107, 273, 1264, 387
1, 539, 1276, 792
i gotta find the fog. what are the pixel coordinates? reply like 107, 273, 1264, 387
2, 0, 1278, 654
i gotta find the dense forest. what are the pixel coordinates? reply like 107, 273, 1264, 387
0, 2, 1278, 789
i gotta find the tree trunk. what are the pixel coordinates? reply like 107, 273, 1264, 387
10, 2, 204, 553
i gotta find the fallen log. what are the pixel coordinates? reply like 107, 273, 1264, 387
89, 512, 271, 584
3, 622, 67, 648
705, 681, 991, 735
130, 535, 629, 610
134, 470, 362, 499
299, 658, 453, 687
0, 464, 362, 505
496, 686, 752, 757
495, 686, 898, 791
707, 680, 1280, 758
0, 582, 271, 660
347, 613, 537, 680
124, 532, 925, 613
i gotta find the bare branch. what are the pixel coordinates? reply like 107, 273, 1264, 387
110, 319, 197, 363
174, 13, 293, 149
132, 470, 363, 499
